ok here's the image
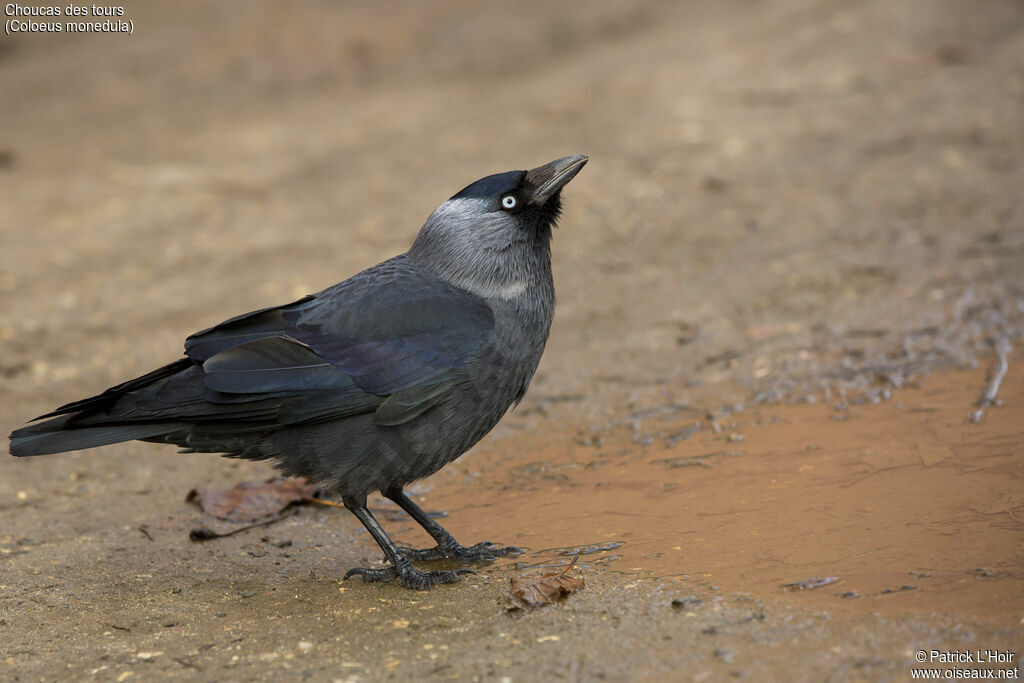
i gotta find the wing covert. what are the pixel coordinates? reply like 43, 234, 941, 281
185, 256, 495, 426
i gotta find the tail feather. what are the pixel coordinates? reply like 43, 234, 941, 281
9, 360, 195, 457
33, 358, 193, 421
9, 417, 183, 456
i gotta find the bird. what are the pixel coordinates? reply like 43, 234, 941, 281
9, 154, 588, 590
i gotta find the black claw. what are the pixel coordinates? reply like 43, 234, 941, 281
397, 545, 447, 562
398, 541, 521, 563
345, 566, 398, 583
345, 498, 507, 589
344, 563, 475, 589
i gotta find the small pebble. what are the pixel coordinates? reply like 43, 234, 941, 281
671, 596, 704, 610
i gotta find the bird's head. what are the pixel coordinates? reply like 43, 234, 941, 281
409, 155, 588, 300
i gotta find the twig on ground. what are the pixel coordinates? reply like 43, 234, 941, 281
968, 338, 1011, 423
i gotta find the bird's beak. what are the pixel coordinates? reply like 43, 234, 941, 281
526, 155, 588, 205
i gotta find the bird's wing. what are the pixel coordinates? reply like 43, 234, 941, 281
184, 257, 495, 426
184, 295, 316, 360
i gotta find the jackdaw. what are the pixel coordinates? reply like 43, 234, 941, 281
9, 154, 588, 589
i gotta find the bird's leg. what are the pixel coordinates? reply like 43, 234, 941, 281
343, 496, 473, 590
383, 487, 521, 562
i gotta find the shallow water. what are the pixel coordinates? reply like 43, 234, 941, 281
422, 362, 1023, 621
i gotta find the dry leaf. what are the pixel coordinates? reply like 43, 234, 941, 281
186, 477, 317, 522
507, 556, 585, 611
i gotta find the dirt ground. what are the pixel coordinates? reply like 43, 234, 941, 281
2, 0, 1023, 680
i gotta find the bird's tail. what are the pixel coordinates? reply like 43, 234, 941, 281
9, 358, 194, 457
9, 416, 178, 457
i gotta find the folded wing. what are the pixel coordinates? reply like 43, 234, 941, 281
183, 256, 494, 426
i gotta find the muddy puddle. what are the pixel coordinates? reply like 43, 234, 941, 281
409, 361, 1024, 623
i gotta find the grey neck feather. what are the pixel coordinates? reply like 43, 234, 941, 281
408, 198, 553, 302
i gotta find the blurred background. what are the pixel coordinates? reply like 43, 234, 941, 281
3, 0, 1022, 422
1, 1, 1023, 679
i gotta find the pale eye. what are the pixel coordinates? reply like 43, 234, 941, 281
501, 195, 517, 210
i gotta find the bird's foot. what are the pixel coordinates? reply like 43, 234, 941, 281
398, 541, 522, 563
345, 564, 475, 590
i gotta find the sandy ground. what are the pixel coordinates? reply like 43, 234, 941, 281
2, 0, 1023, 680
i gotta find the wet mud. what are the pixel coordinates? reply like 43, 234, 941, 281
421, 361, 1024, 622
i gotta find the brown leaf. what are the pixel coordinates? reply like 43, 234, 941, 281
186, 477, 317, 522
507, 556, 585, 611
